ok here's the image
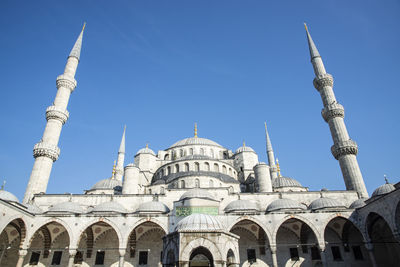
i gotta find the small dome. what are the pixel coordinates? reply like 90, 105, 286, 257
48, 201, 85, 214
273, 176, 303, 188
224, 199, 258, 213
266, 198, 306, 212
235, 146, 255, 154
91, 178, 122, 191
371, 183, 395, 197
136, 147, 156, 156
0, 190, 19, 202
175, 213, 223, 232
92, 201, 127, 213
170, 137, 222, 148
25, 204, 43, 214
136, 201, 170, 214
179, 188, 217, 201
309, 197, 346, 211
349, 198, 367, 209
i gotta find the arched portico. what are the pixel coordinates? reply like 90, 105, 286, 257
0, 218, 26, 266
181, 238, 223, 265
190, 246, 214, 267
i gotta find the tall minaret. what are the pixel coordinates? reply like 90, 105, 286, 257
23, 24, 86, 204
304, 24, 368, 198
114, 126, 126, 181
264, 122, 278, 180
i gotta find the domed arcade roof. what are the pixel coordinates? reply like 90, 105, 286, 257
170, 137, 223, 149
25, 204, 43, 214
179, 188, 218, 202
309, 197, 346, 211
91, 178, 122, 191
0, 190, 19, 202
175, 213, 224, 232
273, 176, 303, 188
224, 199, 258, 213
266, 198, 306, 212
349, 198, 367, 209
92, 201, 127, 213
371, 183, 395, 198
136, 201, 170, 214
48, 201, 85, 214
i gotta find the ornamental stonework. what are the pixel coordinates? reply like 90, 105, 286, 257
56, 74, 77, 92
313, 73, 334, 91
331, 140, 358, 160
33, 142, 60, 162
45, 106, 69, 125
321, 103, 345, 122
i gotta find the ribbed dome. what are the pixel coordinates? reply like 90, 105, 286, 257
349, 199, 367, 209
224, 199, 258, 213
48, 201, 85, 214
136, 201, 170, 214
179, 188, 217, 201
266, 198, 306, 212
235, 146, 255, 154
92, 201, 127, 213
175, 213, 223, 232
170, 137, 222, 148
0, 190, 19, 202
309, 197, 346, 211
273, 176, 303, 188
136, 147, 156, 156
25, 204, 43, 214
91, 178, 122, 190
372, 183, 395, 197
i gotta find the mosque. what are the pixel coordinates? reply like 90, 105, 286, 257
0, 23, 399, 267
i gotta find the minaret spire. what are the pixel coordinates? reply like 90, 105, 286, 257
69, 22, 85, 61
115, 126, 126, 181
23, 24, 86, 203
305, 24, 368, 198
264, 122, 278, 179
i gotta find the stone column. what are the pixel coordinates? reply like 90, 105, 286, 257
118, 249, 126, 267
319, 247, 328, 267
16, 249, 27, 267
365, 242, 378, 267
67, 249, 77, 267
270, 245, 278, 267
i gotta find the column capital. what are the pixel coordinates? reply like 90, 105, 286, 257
68, 248, 77, 257
33, 141, 60, 162
313, 73, 334, 91
118, 249, 126, 256
18, 249, 28, 257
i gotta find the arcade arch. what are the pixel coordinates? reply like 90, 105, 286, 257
0, 218, 26, 266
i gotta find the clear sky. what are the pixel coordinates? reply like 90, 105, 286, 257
0, 0, 399, 201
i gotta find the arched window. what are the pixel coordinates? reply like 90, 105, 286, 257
175, 164, 180, 173
164, 154, 170, 160
195, 179, 200, 188
229, 168, 232, 175
185, 163, 189, 172
205, 162, 210, 171
200, 148, 205, 155
167, 166, 171, 175
209, 180, 214, 188
214, 163, 219, 172
180, 180, 185, 189
189, 148, 194, 155
195, 162, 200, 171
210, 149, 214, 158
180, 149, 183, 157
160, 169, 164, 177
222, 165, 227, 174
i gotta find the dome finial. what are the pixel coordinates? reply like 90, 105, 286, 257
112, 160, 116, 179
146, 143, 149, 149
194, 123, 198, 138
276, 158, 281, 177
243, 140, 246, 147
0, 180, 5, 190
384, 174, 389, 184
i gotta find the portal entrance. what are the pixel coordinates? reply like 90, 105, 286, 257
189, 246, 214, 267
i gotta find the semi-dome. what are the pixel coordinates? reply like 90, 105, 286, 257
309, 197, 346, 211
92, 201, 127, 213
235, 145, 255, 154
266, 198, 306, 212
175, 213, 224, 232
349, 198, 367, 209
48, 201, 85, 214
273, 176, 303, 188
136, 201, 170, 214
25, 203, 43, 214
136, 146, 156, 156
170, 137, 222, 148
0, 190, 19, 202
371, 183, 395, 197
91, 178, 122, 191
224, 199, 258, 213
179, 188, 218, 201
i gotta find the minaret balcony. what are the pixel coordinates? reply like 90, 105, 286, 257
321, 103, 344, 122
56, 74, 77, 92
46, 105, 69, 124
331, 140, 358, 160
313, 73, 333, 91
33, 142, 60, 162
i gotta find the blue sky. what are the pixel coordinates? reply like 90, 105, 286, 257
0, 0, 399, 200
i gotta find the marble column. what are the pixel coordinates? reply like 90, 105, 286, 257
67, 249, 77, 267
365, 242, 378, 267
118, 249, 126, 267
270, 245, 278, 267
15, 249, 27, 267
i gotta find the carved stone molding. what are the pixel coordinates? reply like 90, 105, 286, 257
33, 142, 60, 162
321, 103, 344, 122
56, 75, 77, 92
331, 140, 358, 160
313, 73, 334, 91
45, 106, 69, 125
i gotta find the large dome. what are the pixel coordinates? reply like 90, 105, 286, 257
0, 190, 19, 202
91, 178, 122, 191
175, 213, 224, 232
170, 137, 222, 148
179, 188, 218, 201
266, 198, 306, 212
371, 183, 395, 197
273, 176, 303, 188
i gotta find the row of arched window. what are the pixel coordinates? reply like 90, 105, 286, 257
164, 147, 229, 160
178, 179, 223, 189
158, 162, 236, 178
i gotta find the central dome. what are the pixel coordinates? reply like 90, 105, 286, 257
170, 137, 223, 148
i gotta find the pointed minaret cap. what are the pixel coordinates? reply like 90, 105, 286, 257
264, 122, 273, 152
69, 22, 86, 61
119, 125, 126, 153
304, 23, 320, 60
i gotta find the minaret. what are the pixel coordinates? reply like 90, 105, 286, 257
114, 126, 126, 181
304, 24, 368, 198
23, 24, 86, 204
264, 122, 278, 179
